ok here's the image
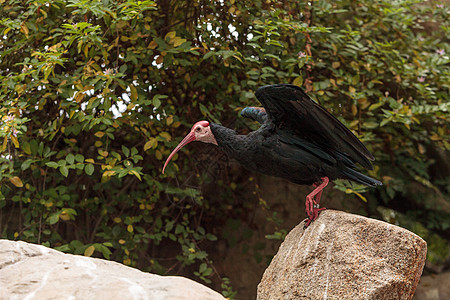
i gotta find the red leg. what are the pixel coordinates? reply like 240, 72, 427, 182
313, 183, 323, 204
304, 177, 329, 228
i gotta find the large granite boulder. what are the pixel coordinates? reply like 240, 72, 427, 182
0, 240, 225, 300
258, 210, 427, 300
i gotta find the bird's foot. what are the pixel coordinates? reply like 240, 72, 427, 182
304, 177, 330, 228
304, 204, 326, 228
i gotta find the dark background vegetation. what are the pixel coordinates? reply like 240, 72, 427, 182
1, 0, 448, 298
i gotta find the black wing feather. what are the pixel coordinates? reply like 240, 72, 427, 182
255, 84, 375, 170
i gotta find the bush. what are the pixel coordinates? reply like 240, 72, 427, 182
1, 0, 448, 297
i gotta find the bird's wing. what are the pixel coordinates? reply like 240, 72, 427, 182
240, 107, 268, 124
255, 84, 374, 169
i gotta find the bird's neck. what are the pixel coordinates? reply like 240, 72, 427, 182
210, 123, 245, 158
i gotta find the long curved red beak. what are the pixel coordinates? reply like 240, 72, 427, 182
162, 132, 196, 174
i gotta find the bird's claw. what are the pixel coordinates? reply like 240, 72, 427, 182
304, 205, 326, 229
304, 218, 313, 228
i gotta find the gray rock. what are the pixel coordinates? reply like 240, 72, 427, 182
0, 240, 225, 300
413, 270, 450, 300
257, 210, 427, 300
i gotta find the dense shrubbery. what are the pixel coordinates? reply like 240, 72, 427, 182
1, 0, 448, 297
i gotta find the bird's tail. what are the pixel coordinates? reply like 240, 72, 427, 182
342, 167, 382, 187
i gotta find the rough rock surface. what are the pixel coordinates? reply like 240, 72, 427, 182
257, 210, 427, 300
0, 240, 225, 300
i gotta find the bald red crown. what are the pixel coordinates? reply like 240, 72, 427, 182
194, 120, 210, 127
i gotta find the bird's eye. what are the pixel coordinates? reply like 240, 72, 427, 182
195, 127, 201, 132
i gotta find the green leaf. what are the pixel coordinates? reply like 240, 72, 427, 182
175, 224, 184, 234
99, 244, 112, 259
75, 154, 84, 162
46, 162, 59, 168
129, 170, 141, 180
48, 213, 59, 225
66, 153, 75, 164
203, 51, 215, 60
21, 159, 33, 170
165, 220, 174, 231
22, 142, 31, 155
131, 147, 138, 156
199, 262, 207, 273
206, 233, 217, 241
85, 164, 94, 175
152, 95, 167, 110
203, 267, 213, 277
380, 117, 392, 127
122, 145, 130, 157
60, 165, 69, 177
153, 98, 161, 109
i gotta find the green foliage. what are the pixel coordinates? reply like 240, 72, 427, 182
1, 0, 449, 297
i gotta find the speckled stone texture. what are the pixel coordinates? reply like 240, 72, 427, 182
0, 240, 225, 300
257, 210, 427, 300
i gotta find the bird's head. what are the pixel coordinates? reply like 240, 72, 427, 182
162, 120, 217, 174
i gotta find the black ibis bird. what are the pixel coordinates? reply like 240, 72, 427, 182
163, 84, 381, 227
